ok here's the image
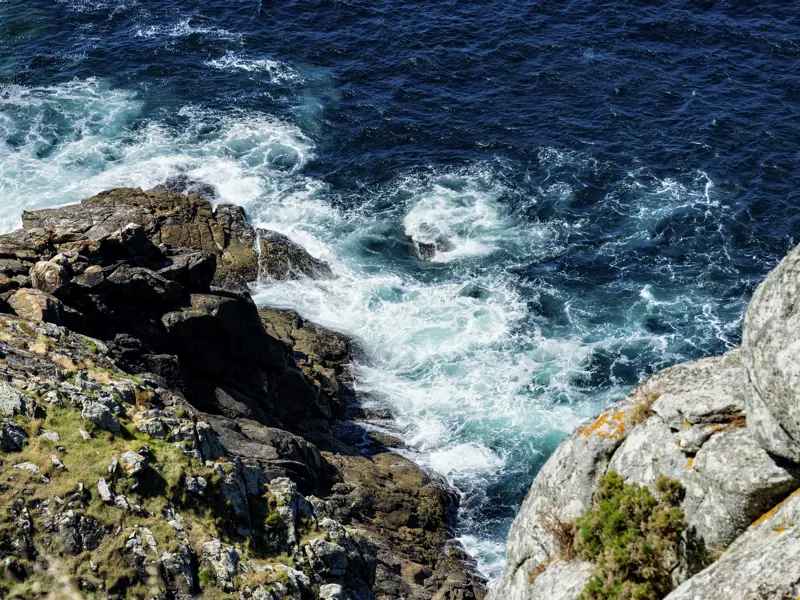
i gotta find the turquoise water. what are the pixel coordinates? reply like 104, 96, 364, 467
2, 0, 799, 580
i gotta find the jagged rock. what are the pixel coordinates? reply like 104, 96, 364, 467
158, 250, 216, 292
50, 455, 66, 471
213, 461, 251, 529
201, 539, 240, 592
51, 510, 105, 555
97, 478, 114, 503
29, 260, 69, 296
137, 417, 168, 439
106, 265, 183, 304
184, 475, 208, 496
665, 491, 800, 600
161, 544, 196, 598
0, 419, 27, 451
257, 229, 334, 280
743, 241, 800, 462
81, 401, 120, 434
7, 288, 64, 323
305, 538, 349, 576
124, 531, 155, 583
0, 382, 39, 418
119, 450, 147, 477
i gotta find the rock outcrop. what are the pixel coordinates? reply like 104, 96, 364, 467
0, 188, 484, 600
491, 241, 800, 600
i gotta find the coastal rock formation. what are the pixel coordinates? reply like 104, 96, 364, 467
491, 242, 800, 599
0, 188, 484, 600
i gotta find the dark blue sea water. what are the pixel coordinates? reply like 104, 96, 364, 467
2, 0, 799, 579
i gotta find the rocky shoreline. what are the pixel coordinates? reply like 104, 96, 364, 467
490, 239, 800, 598
0, 188, 486, 600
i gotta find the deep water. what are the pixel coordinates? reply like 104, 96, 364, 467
2, 0, 799, 580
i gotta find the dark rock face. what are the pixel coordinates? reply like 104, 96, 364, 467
258, 229, 334, 280
0, 187, 484, 600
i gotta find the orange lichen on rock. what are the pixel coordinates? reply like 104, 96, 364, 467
686, 457, 694, 468
578, 410, 628, 443
752, 488, 800, 527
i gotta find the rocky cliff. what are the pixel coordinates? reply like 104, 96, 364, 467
0, 188, 485, 600
490, 241, 800, 599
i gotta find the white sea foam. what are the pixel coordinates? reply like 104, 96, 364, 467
206, 52, 302, 84
0, 79, 312, 232
134, 18, 240, 41
1, 80, 727, 582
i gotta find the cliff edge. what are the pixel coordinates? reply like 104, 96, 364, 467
0, 188, 485, 600
490, 240, 800, 599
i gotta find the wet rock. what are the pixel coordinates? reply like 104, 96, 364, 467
7, 288, 64, 323
0, 419, 27, 451
257, 229, 334, 280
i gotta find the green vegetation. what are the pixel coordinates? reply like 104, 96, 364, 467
575, 472, 695, 600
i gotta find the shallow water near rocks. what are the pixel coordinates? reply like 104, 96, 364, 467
2, 0, 799, 581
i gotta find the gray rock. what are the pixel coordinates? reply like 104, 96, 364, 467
201, 539, 240, 592
81, 401, 120, 434
51, 510, 104, 555
305, 538, 349, 576
137, 417, 168, 439
13, 462, 41, 475
526, 560, 593, 600
78, 428, 91, 440
665, 491, 800, 600
161, 544, 196, 599
213, 461, 251, 529
319, 583, 346, 599
97, 478, 114, 503
38, 429, 60, 442
119, 450, 147, 477
0, 419, 27, 451
742, 241, 800, 462
651, 349, 746, 429
184, 475, 208, 496
0, 383, 37, 418
50, 455, 66, 471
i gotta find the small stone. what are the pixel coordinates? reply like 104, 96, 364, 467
78, 428, 91, 440
50, 455, 66, 471
13, 462, 41, 475
39, 429, 61, 442
119, 450, 146, 477
108, 456, 119, 475
97, 478, 114, 503
319, 583, 345, 600
114, 494, 131, 511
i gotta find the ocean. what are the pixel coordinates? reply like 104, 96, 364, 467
2, 0, 799, 580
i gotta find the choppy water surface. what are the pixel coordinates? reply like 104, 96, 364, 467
2, 0, 799, 579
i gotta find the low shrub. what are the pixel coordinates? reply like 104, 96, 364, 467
575, 471, 687, 600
